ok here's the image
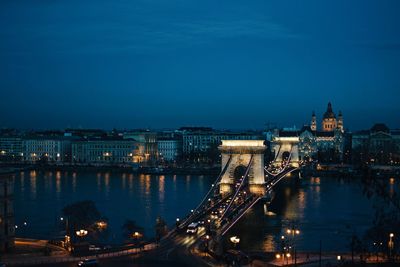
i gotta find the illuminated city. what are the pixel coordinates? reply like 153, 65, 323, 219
1, 1, 400, 267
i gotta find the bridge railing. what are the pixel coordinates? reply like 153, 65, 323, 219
220, 195, 261, 236
219, 155, 253, 221
178, 155, 233, 229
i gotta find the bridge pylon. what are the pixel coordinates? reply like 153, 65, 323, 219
218, 140, 266, 196
271, 136, 300, 168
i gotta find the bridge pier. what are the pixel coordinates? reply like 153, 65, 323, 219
271, 136, 300, 168
218, 140, 266, 196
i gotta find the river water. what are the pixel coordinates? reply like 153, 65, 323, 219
12, 170, 393, 252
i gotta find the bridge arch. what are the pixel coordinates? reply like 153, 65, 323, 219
270, 137, 299, 168
233, 165, 247, 184
219, 140, 266, 196
281, 151, 290, 161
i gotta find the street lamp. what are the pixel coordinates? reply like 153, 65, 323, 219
389, 233, 395, 259
230, 236, 240, 249
61, 217, 70, 249
76, 229, 88, 239
96, 221, 107, 230
133, 231, 142, 242
285, 227, 300, 264
204, 235, 210, 254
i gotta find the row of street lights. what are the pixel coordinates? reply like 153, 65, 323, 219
276, 227, 301, 265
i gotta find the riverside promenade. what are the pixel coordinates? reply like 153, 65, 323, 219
2, 240, 157, 266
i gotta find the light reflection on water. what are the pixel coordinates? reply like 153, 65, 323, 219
13, 171, 212, 243
13, 171, 391, 251
226, 176, 385, 252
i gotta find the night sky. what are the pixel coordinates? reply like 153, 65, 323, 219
1, 0, 399, 130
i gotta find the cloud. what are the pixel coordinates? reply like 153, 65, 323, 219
0, 15, 301, 56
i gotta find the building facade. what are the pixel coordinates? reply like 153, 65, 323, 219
123, 131, 158, 164
0, 136, 23, 162
157, 138, 182, 162
270, 103, 345, 163
72, 138, 138, 164
181, 127, 261, 155
23, 137, 73, 162
352, 123, 400, 165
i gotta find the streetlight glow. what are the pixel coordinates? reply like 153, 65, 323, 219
76, 229, 88, 237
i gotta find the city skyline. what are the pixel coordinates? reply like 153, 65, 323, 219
1, 0, 400, 130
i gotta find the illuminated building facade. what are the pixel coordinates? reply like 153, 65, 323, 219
123, 131, 158, 164
270, 103, 345, 162
157, 138, 181, 162
72, 138, 138, 164
352, 123, 400, 164
0, 136, 23, 162
23, 137, 73, 162
181, 127, 261, 155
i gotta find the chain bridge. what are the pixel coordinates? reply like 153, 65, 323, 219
178, 139, 300, 243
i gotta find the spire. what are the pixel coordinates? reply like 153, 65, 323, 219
311, 110, 317, 131
323, 102, 335, 119
327, 102, 333, 113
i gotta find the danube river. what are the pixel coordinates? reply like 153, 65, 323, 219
12, 170, 391, 252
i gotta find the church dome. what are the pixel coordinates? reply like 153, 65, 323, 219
371, 123, 389, 133
323, 102, 336, 119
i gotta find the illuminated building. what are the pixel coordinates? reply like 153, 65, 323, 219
0, 136, 23, 162
269, 103, 345, 162
123, 130, 158, 164
23, 136, 74, 162
157, 138, 181, 162
72, 137, 138, 164
352, 123, 400, 164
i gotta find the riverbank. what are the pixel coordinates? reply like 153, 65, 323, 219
0, 163, 220, 175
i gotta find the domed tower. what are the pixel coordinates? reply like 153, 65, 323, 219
322, 102, 337, 132
311, 111, 317, 131
337, 110, 344, 132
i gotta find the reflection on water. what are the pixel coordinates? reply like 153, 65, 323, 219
262, 235, 277, 252
13, 170, 212, 243
13, 171, 391, 251
72, 173, 77, 192
29, 170, 36, 199
20, 171, 25, 193
226, 176, 384, 252
159, 175, 165, 202
56, 171, 61, 197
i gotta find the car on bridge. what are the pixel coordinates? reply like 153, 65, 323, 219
77, 259, 99, 266
186, 222, 199, 234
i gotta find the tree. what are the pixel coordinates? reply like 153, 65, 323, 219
362, 173, 400, 257
62, 200, 107, 241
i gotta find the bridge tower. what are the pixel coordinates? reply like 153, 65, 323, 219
271, 136, 300, 168
219, 140, 266, 196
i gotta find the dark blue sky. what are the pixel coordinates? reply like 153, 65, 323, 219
1, 0, 399, 130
